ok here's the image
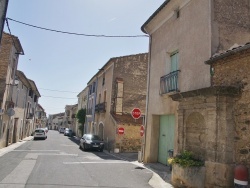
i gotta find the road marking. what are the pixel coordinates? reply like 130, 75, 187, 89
0, 160, 36, 184
63, 161, 129, 164
25, 153, 78, 159
60, 144, 78, 147
13, 150, 60, 152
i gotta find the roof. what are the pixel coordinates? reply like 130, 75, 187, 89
111, 113, 143, 125
3, 32, 24, 54
28, 79, 41, 97
205, 42, 250, 65
141, 0, 170, 34
16, 70, 32, 89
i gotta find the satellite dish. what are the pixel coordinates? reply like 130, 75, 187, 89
7, 108, 15, 116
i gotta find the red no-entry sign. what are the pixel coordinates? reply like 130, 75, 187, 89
118, 127, 124, 135
140, 125, 144, 137
131, 108, 141, 119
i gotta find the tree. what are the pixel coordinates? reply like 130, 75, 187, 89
76, 108, 86, 136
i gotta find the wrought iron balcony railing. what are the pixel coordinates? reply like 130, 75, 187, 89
95, 102, 106, 113
160, 70, 180, 94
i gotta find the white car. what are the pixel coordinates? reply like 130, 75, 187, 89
34, 128, 47, 140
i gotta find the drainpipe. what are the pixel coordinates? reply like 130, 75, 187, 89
142, 30, 152, 163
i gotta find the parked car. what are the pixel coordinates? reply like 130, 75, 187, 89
34, 128, 47, 140
59, 127, 65, 134
44, 127, 48, 133
64, 128, 73, 137
79, 134, 104, 152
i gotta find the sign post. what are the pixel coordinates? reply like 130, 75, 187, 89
140, 125, 144, 137
117, 127, 124, 153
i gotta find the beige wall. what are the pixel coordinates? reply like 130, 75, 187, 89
95, 63, 114, 145
143, 0, 250, 163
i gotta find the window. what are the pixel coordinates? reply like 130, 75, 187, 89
102, 73, 105, 86
170, 51, 179, 72
29, 89, 33, 97
104, 90, 106, 102
93, 82, 96, 93
99, 93, 101, 104
89, 85, 92, 95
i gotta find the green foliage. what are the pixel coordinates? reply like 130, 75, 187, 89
76, 108, 86, 125
76, 108, 86, 136
172, 151, 204, 168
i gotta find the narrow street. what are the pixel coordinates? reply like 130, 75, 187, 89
0, 131, 153, 188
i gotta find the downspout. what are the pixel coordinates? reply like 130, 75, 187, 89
142, 30, 152, 163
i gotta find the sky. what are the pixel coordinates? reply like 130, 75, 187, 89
4, 0, 165, 116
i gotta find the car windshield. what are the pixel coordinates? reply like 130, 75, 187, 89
91, 135, 101, 141
35, 129, 44, 133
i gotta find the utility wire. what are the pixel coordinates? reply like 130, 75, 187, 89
39, 88, 79, 93
6, 17, 149, 38
41, 95, 76, 99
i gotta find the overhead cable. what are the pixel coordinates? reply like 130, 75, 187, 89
6, 17, 149, 38
39, 88, 79, 93
41, 95, 76, 99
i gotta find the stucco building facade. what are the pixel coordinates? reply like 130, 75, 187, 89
141, 0, 250, 167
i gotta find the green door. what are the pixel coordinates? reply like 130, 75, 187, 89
158, 115, 175, 165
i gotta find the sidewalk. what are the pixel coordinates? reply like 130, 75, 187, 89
104, 151, 173, 188
0, 136, 33, 157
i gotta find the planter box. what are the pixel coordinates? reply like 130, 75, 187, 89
172, 164, 205, 187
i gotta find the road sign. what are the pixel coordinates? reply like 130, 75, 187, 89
140, 125, 144, 137
118, 127, 124, 135
131, 108, 141, 119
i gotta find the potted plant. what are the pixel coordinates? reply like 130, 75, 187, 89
171, 150, 205, 187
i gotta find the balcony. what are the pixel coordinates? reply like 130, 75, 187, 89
95, 102, 106, 113
160, 70, 180, 94
26, 113, 34, 119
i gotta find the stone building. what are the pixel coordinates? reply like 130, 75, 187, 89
76, 87, 88, 137
34, 104, 46, 128
12, 70, 40, 141
170, 43, 250, 186
141, 0, 250, 168
92, 53, 148, 152
0, 33, 24, 148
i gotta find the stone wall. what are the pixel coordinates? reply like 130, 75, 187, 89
170, 87, 239, 187
115, 124, 142, 152
112, 53, 148, 115
211, 47, 250, 169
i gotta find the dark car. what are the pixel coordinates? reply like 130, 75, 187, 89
64, 128, 73, 137
79, 134, 104, 152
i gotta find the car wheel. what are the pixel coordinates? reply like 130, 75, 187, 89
100, 149, 103, 152
83, 143, 86, 151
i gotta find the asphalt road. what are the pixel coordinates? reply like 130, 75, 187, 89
0, 130, 154, 188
